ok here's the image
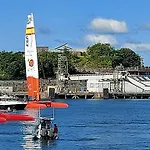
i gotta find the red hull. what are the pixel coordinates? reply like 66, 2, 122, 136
0, 113, 35, 121
0, 117, 7, 123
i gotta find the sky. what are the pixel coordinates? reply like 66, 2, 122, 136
1, 0, 150, 65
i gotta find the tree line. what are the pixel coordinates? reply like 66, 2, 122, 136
0, 43, 141, 80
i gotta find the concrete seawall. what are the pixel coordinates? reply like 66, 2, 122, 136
1, 79, 150, 100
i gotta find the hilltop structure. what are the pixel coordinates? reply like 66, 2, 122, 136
36, 44, 86, 56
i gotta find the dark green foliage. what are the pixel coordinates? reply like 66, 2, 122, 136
0, 43, 141, 79
85, 43, 141, 69
87, 43, 115, 57
0, 51, 25, 80
63, 48, 78, 74
112, 48, 141, 68
38, 51, 58, 78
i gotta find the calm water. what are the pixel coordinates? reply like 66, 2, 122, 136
1, 99, 150, 150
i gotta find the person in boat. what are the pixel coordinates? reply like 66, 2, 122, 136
41, 120, 46, 128
53, 124, 58, 139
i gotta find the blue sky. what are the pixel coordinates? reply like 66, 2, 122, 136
1, 0, 150, 65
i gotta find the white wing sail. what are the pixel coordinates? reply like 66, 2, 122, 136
25, 13, 40, 101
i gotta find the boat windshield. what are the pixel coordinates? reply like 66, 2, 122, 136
40, 119, 52, 129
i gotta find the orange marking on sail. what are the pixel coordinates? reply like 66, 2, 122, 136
27, 76, 40, 101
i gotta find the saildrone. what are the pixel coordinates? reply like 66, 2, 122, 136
24, 13, 68, 109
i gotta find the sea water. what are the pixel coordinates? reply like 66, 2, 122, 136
0, 99, 150, 150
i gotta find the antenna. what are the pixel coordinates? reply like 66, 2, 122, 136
50, 108, 55, 121
38, 107, 41, 118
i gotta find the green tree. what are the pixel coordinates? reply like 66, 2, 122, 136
87, 43, 115, 58
0, 51, 25, 79
38, 51, 58, 78
86, 43, 115, 68
112, 48, 141, 68
62, 48, 78, 74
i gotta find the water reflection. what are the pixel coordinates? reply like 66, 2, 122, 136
21, 109, 41, 150
40, 138, 56, 148
21, 109, 56, 150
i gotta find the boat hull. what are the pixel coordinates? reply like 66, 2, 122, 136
33, 134, 58, 140
0, 104, 27, 110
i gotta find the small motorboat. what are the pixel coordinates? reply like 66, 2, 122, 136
33, 117, 58, 140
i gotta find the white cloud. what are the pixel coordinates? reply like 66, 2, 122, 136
85, 34, 118, 45
90, 18, 128, 33
122, 43, 150, 51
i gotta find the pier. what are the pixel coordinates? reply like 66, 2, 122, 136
109, 92, 150, 99
10, 91, 95, 100
56, 92, 94, 99
12, 91, 150, 100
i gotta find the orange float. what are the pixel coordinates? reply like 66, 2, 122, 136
0, 113, 35, 122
